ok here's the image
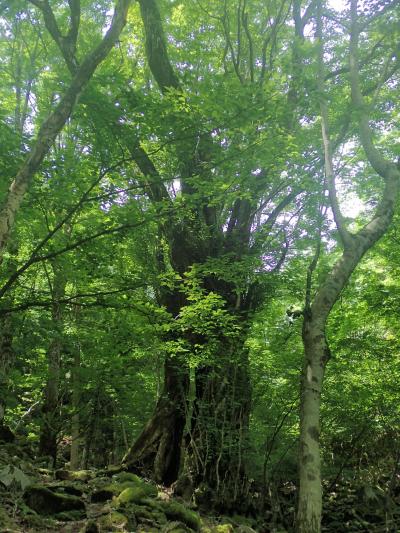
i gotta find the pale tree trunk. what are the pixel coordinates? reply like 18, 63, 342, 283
0, 0, 131, 258
297, 2, 400, 530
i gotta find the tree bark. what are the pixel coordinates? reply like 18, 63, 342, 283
187, 340, 252, 510
123, 353, 189, 484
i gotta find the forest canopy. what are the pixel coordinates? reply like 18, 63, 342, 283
0, 0, 399, 532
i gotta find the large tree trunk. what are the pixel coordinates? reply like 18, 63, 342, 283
123, 354, 189, 484
187, 342, 252, 511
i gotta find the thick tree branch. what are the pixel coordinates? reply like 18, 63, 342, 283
0, 285, 147, 315
138, 0, 180, 92
316, 2, 352, 248
29, 0, 80, 73
128, 142, 171, 204
349, 0, 396, 179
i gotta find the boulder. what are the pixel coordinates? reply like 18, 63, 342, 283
24, 484, 86, 518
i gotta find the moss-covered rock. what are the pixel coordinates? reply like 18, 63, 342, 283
91, 477, 157, 504
80, 519, 100, 533
160, 501, 200, 531
47, 480, 85, 496
97, 511, 129, 531
56, 469, 93, 482
116, 486, 149, 505
24, 484, 86, 516
91, 483, 122, 502
113, 471, 142, 484
211, 525, 234, 533
56, 509, 87, 521
162, 521, 192, 532
168, 528, 191, 533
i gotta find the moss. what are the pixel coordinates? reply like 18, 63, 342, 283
211, 526, 234, 533
141, 497, 164, 512
0, 507, 16, 528
80, 519, 100, 533
56, 509, 86, 521
56, 469, 93, 482
113, 471, 142, 484
160, 501, 200, 531
98, 511, 128, 530
23, 514, 58, 529
131, 504, 154, 521
24, 484, 86, 516
92, 478, 157, 503
91, 483, 123, 502
47, 480, 85, 496
116, 486, 148, 505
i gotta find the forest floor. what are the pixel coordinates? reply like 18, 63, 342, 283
0, 436, 399, 532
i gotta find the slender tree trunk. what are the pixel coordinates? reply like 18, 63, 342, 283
39, 265, 66, 464
70, 343, 81, 470
297, 316, 327, 532
297, 2, 399, 528
0, 312, 15, 442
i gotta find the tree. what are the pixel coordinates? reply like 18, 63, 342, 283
118, 0, 305, 506
297, 1, 400, 530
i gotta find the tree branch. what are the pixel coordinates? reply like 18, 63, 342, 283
316, 1, 352, 248
349, 0, 395, 179
138, 0, 180, 92
0, 218, 149, 300
0, 0, 132, 259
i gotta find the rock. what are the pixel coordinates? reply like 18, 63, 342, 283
113, 471, 142, 484
23, 485, 86, 517
160, 501, 201, 531
80, 519, 100, 533
0, 424, 15, 443
56, 509, 86, 521
162, 521, 192, 533
161, 522, 190, 533
116, 486, 148, 505
47, 480, 85, 496
91, 484, 121, 503
173, 474, 194, 501
92, 477, 157, 504
56, 469, 93, 482
97, 511, 129, 531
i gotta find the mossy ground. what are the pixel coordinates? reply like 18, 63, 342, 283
0, 440, 260, 532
